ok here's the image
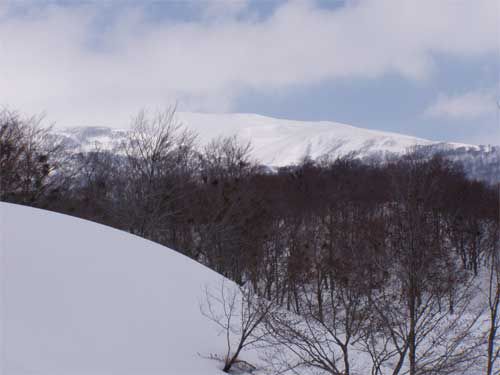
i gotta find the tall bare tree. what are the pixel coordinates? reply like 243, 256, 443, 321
486, 220, 500, 375
0, 109, 63, 204
117, 107, 197, 247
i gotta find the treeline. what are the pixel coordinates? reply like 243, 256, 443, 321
1, 108, 499, 374
413, 143, 500, 185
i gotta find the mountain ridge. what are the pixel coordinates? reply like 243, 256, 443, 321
54, 112, 479, 167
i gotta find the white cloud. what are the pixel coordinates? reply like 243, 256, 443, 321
0, 0, 497, 127
424, 89, 496, 119
197, 0, 251, 20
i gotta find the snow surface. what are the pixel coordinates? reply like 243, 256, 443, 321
0, 203, 256, 375
54, 112, 478, 166
0, 204, 493, 375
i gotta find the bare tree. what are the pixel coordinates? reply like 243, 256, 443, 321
194, 135, 260, 282
361, 275, 484, 375
0, 109, 64, 204
486, 224, 500, 375
360, 154, 486, 375
262, 263, 372, 375
117, 107, 197, 245
200, 135, 255, 181
67, 147, 119, 223
200, 278, 273, 373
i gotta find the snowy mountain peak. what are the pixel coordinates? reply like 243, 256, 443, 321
54, 112, 478, 166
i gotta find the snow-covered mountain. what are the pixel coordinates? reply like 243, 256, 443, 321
0, 202, 258, 375
53, 112, 478, 167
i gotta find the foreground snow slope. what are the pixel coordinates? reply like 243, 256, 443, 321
0, 203, 248, 375
55, 112, 478, 166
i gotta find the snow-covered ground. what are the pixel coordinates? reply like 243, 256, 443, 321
0, 203, 257, 375
54, 112, 478, 166
1, 203, 494, 375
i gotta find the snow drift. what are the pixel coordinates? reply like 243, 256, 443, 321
0, 203, 247, 375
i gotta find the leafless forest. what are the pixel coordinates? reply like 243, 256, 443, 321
2, 109, 499, 375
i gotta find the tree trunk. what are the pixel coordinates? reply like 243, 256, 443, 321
408, 284, 417, 375
486, 283, 499, 375
223, 340, 245, 373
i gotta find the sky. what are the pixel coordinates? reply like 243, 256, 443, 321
0, 0, 499, 145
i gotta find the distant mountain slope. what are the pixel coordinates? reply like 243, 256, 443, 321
0, 203, 257, 375
54, 112, 479, 167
